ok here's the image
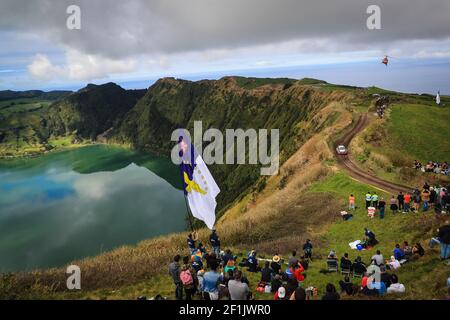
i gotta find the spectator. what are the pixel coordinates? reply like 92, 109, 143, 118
403, 192, 411, 213
340, 253, 353, 271
378, 198, 386, 219
168, 255, 183, 300
228, 270, 250, 300
339, 276, 357, 295
260, 261, 273, 284
390, 195, 399, 214
365, 192, 372, 209
388, 256, 401, 270
303, 239, 313, 261
322, 283, 340, 300
209, 229, 221, 256
365, 228, 379, 246
393, 244, 405, 261
203, 263, 221, 300
187, 233, 197, 254
271, 255, 282, 274
412, 242, 425, 256
402, 241, 413, 257
290, 287, 307, 300
386, 274, 405, 294
397, 192, 404, 211
299, 255, 309, 270
437, 225, 450, 260
180, 256, 196, 300
288, 250, 299, 267
352, 256, 367, 275
274, 286, 288, 300
349, 194, 356, 210
372, 192, 379, 208
371, 250, 384, 266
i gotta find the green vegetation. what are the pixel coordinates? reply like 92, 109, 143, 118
387, 104, 450, 162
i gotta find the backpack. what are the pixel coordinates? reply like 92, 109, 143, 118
180, 269, 193, 286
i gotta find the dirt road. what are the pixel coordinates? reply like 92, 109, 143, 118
335, 113, 411, 194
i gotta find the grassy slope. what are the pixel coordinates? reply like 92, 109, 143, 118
32, 171, 449, 300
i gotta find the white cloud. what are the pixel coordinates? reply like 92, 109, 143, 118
28, 49, 137, 81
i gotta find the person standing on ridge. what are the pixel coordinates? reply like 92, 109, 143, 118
397, 192, 404, 211
372, 192, 379, 209
349, 194, 356, 210
303, 239, 313, 261
365, 192, 372, 209
187, 232, 198, 255
210, 229, 221, 256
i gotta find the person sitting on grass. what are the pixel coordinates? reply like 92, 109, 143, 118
386, 274, 406, 294
364, 228, 379, 247
352, 256, 367, 275
339, 276, 358, 295
246, 250, 259, 272
228, 270, 250, 300
285, 261, 305, 282
340, 253, 353, 271
271, 255, 282, 275
371, 250, 384, 266
360, 273, 377, 296
379, 265, 392, 288
412, 242, 425, 257
222, 249, 233, 266
274, 286, 288, 300
290, 287, 307, 300
321, 283, 340, 300
387, 256, 401, 270
393, 244, 405, 261
327, 250, 338, 261
260, 261, 273, 284
402, 241, 413, 257
271, 274, 283, 293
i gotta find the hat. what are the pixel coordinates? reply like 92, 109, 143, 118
272, 255, 281, 263
329, 250, 336, 257
278, 287, 286, 299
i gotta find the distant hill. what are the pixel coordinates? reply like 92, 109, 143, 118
0, 90, 72, 102
46, 83, 146, 139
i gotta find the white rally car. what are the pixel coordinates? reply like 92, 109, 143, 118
336, 145, 348, 155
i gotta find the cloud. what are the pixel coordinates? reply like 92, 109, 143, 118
2, 0, 450, 59
2, 0, 450, 84
28, 50, 137, 81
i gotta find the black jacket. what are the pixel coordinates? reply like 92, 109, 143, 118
438, 225, 450, 244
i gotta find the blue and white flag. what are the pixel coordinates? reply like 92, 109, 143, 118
178, 132, 220, 230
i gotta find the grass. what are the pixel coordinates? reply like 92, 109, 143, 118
387, 104, 450, 163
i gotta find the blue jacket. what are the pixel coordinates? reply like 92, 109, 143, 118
393, 248, 405, 260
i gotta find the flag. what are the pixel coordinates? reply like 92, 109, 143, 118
178, 131, 220, 230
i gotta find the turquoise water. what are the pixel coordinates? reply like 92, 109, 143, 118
0, 145, 186, 272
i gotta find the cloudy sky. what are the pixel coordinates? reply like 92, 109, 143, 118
1, 0, 450, 93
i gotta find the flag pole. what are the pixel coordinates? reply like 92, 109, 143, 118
183, 191, 195, 232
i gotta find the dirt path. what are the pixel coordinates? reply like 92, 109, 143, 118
335, 113, 411, 194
